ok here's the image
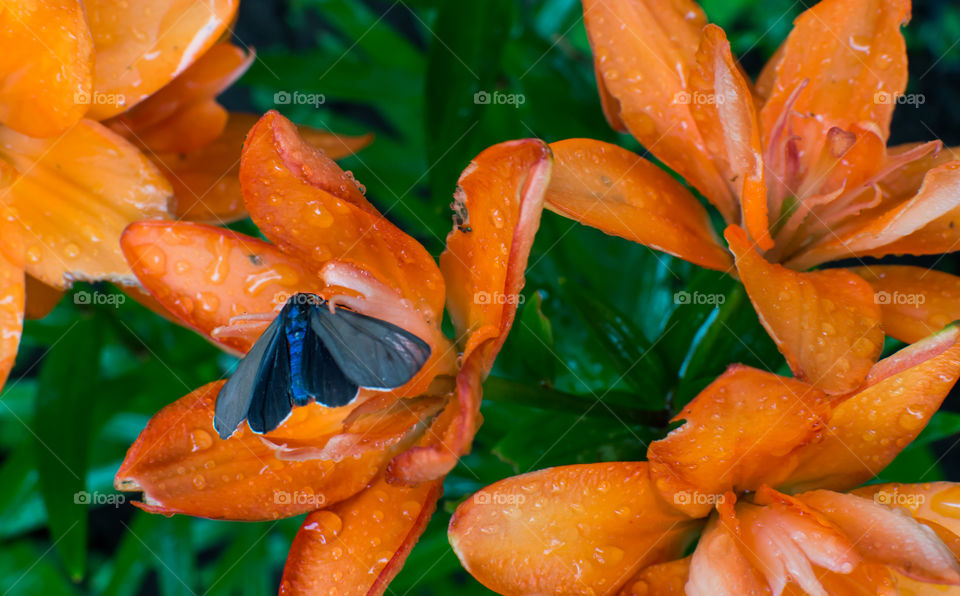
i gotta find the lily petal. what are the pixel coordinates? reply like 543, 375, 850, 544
544, 138, 731, 271
121, 220, 319, 353
280, 477, 442, 596
582, 0, 736, 220
448, 462, 697, 596
687, 502, 768, 596
23, 275, 63, 320
0, 120, 171, 288
84, 0, 239, 119
691, 26, 770, 250
787, 161, 960, 269
647, 364, 830, 518
799, 490, 960, 585
619, 558, 690, 596
852, 482, 960, 557
240, 111, 444, 319
759, 0, 909, 156
783, 324, 960, 492
0, 0, 93, 137
440, 138, 552, 369
726, 225, 883, 394
0, 210, 24, 387
849, 265, 960, 343
115, 381, 393, 520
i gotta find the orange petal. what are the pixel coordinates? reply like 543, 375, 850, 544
121, 220, 319, 353
594, 58, 627, 134
759, 0, 909, 153
848, 265, 960, 343
582, 0, 737, 220
726, 225, 883, 394
448, 462, 698, 596
0, 0, 93, 137
799, 490, 960, 585
618, 558, 690, 596
691, 26, 771, 250
544, 138, 731, 271
150, 112, 371, 224
0, 120, 172, 289
0, 211, 24, 388
439, 138, 552, 369
784, 324, 960, 492
852, 482, 960, 558
687, 510, 769, 596
125, 99, 229, 156
23, 275, 63, 320
787, 161, 960, 269
647, 364, 831, 517
84, 0, 239, 119
240, 111, 443, 320
115, 381, 394, 520
280, 477, 442, 596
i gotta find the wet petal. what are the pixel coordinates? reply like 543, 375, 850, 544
726, 225, 883, 394
852, 482, 960, 558
0, 210, 24, 388
544, 138, 731, 271
448, 462, 698, 596
148, 112, 371, 224
687, 504, 768, 596
799, 490, 960, 585
784, 325, 960, 492
121, 220, 318, 353
23, 275, 63, 320
849, 265, 960, 343
115, 381, 394, 520
440, 138, 552, 369
787, 161, 960, 269
240, 111, 443, 320
280, 477, 442, 595
0, 0, 93, 137
690, 26, 770, 250
619, 558, 690, 596
582, 0, 736, 220
0, 120, 172, 288
759, 0, 909, 156
84, 0, 239, 119
648, 364, 831, 517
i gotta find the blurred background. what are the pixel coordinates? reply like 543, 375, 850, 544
4, 0, 960, 593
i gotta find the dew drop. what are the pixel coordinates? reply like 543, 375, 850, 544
190, 429, 213, 452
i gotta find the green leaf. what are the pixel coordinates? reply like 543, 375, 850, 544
510, 291, 556, 383
33, 315, 101, 580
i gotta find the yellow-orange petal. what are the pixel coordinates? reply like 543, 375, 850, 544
114, 381, 393, 521
448, 462, 698, 596
726, 225, 883, 394
848, 265, 960, 343
690, 26, 770, 250
783, 324, 960, 492
852, 482, 960, 557
582, 0, 737, 220
759, 0, 909, 153
544, 138, 731, 271
121, 220, 319, 353
618, 558, 690, 596
687, 512, 769, 596
23, 275, 63, 320
0, 210, 24, 388
84, 0, 239, 119
280, 477, 443, 596
0, 120, 172, 289
0, 0, 93, 137
240, 111, 443, 320
647, 364, 830, 518
799, 490, 960, 585
440, 138, 552, 368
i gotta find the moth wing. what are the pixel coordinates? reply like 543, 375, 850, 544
310, 306, 432, 389
245, 330, 294, 435
315, 344, 360, 407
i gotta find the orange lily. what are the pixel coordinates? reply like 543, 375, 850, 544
114, 111, 553, 594
547, 0, 960, 394
449, 324, 960, 595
